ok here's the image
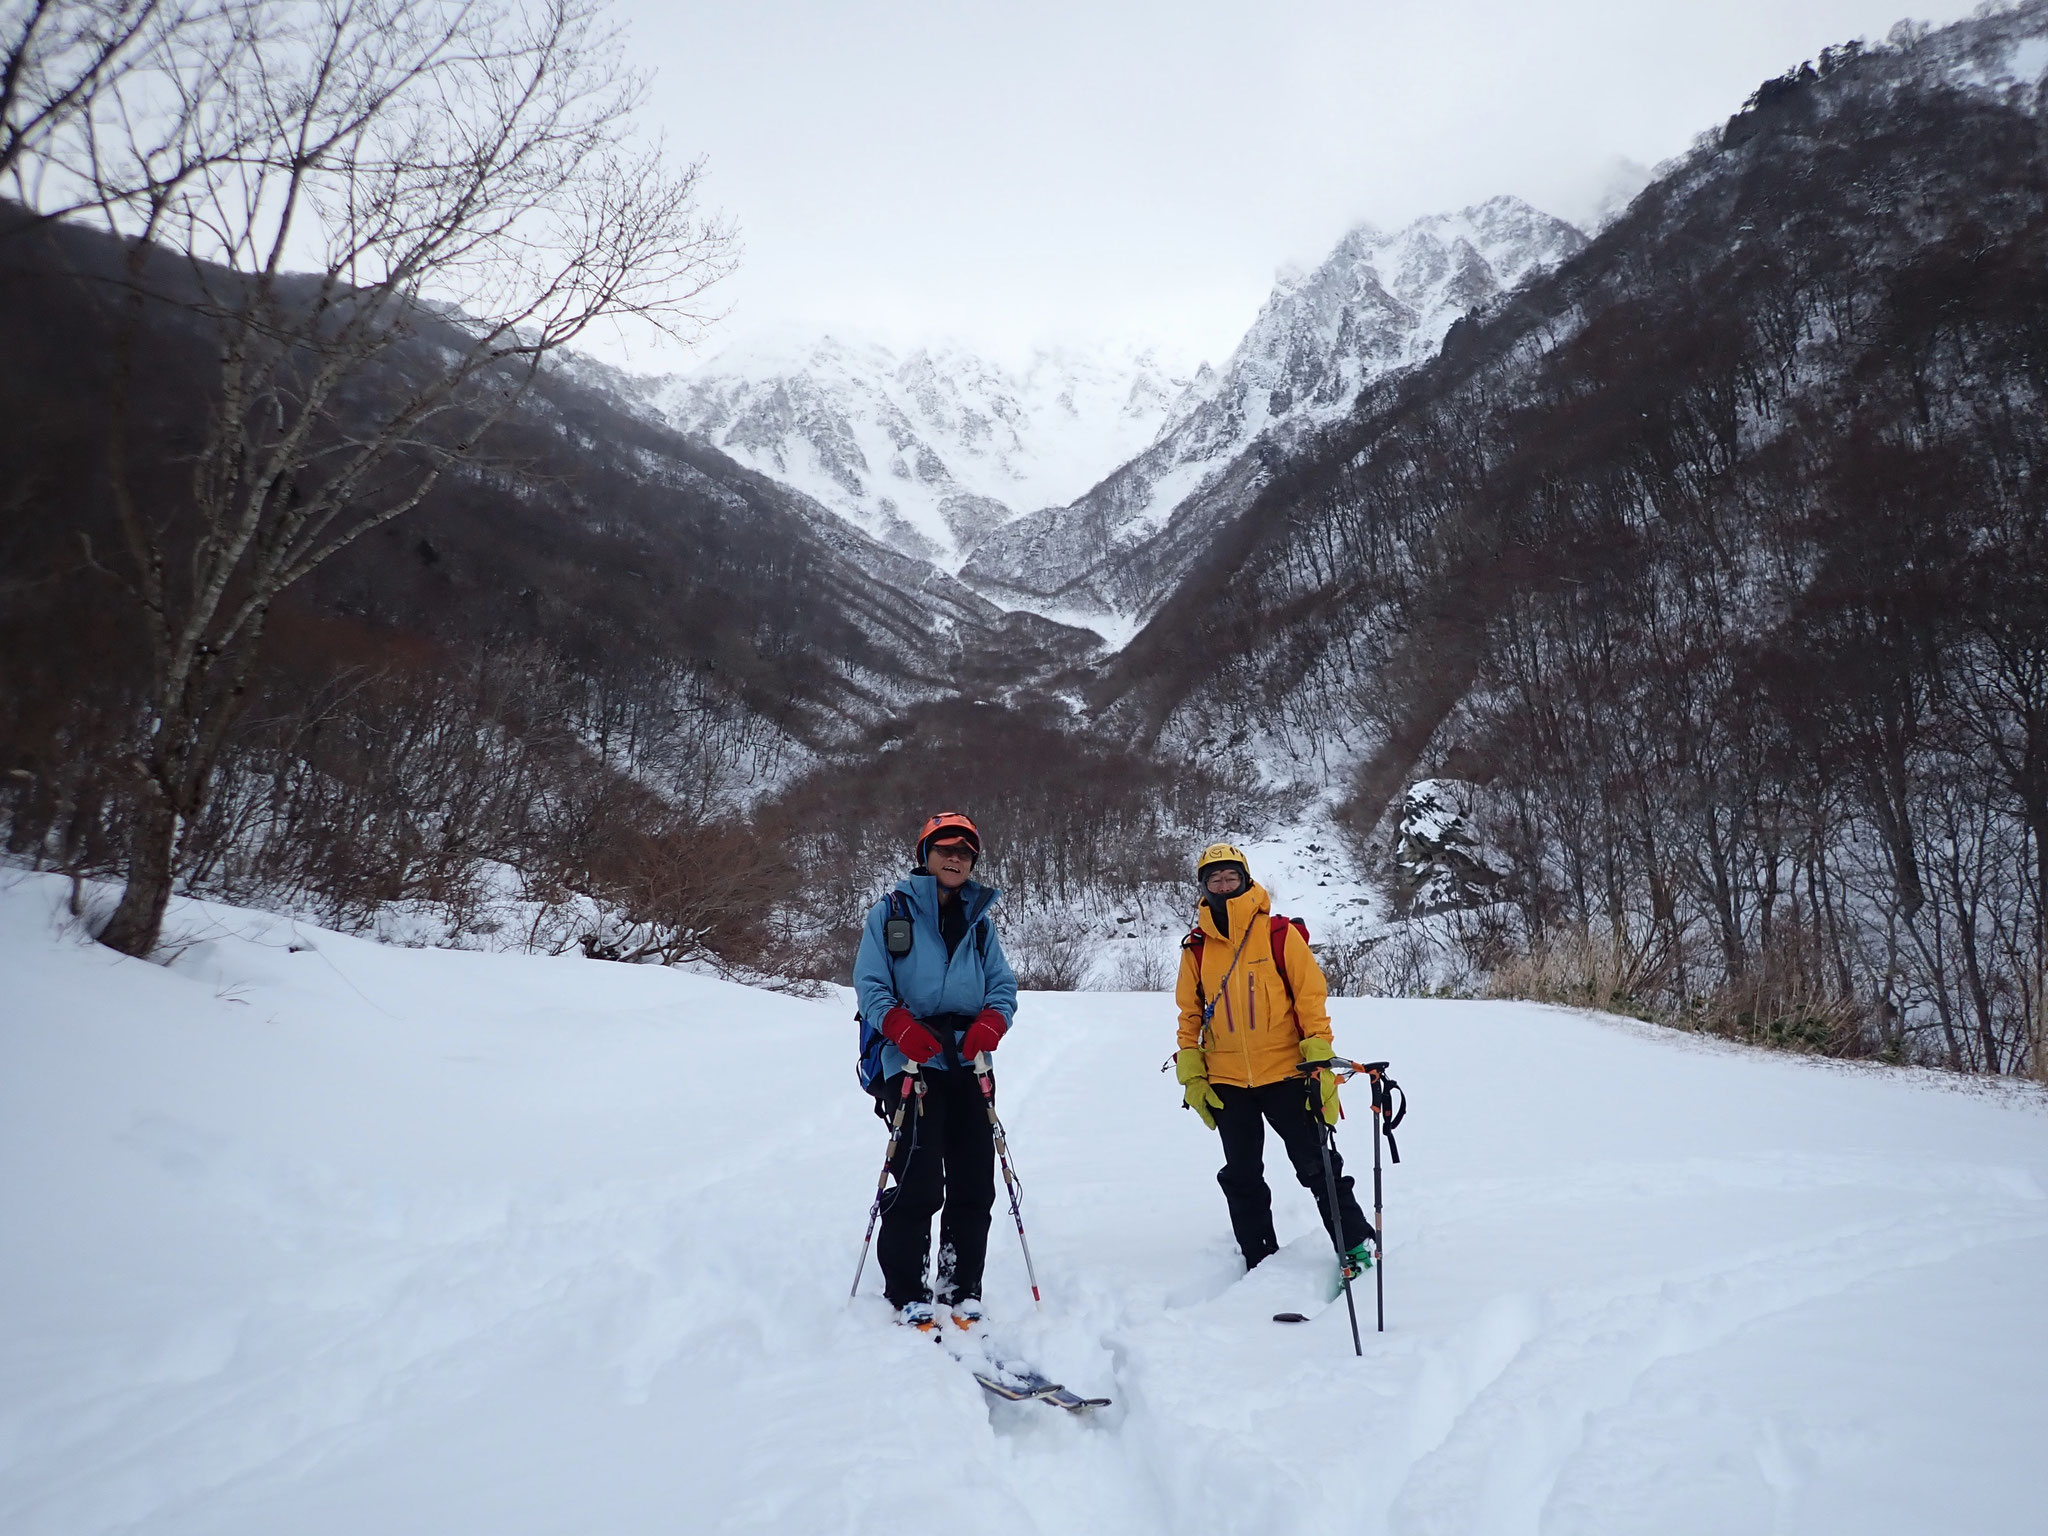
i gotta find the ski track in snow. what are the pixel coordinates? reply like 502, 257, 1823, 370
3, 872, 2046, 1535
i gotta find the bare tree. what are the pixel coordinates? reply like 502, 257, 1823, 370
12, 0, 735, 955
3, 0, 163, 194
0, 0, 256, 223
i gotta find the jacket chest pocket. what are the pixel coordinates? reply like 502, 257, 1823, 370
1248, 960, 1287, 1029
1238, 959, 1271, 1031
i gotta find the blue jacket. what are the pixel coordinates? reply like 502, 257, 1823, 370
854, 873, 1017, 1075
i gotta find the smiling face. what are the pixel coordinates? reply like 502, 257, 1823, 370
1203, 865, 1244, 897
926, 837, 976, 892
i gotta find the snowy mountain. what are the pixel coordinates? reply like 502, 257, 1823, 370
7, 869, 2045, 1534
645, 336, 1195, 570
962, 197, 1588, 619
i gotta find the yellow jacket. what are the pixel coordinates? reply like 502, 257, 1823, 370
1175, 881, 1333, 1088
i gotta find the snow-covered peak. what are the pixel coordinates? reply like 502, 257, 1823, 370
960, 197, 1585, 621
1171, 195, 1587, 445
644, 332, 1197, 570
962, 197, 1587, 625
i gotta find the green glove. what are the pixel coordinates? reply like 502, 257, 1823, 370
1301, 1037, 1340, 1126
1176, 1047, 1224, 1130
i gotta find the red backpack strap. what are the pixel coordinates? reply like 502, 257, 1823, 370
1269, 914, 1310, 1004
1180, 927, 1206, 1004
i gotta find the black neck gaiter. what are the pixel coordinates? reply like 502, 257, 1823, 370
938, 887, 969, 957
1205, 892, 1233, 938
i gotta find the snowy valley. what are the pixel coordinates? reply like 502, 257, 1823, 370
9, 4, 2048, 1531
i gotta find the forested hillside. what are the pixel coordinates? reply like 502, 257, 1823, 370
0, 208, 1102, 964
1095, 11, 2048, 1071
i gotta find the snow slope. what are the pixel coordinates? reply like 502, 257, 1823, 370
4, 870, 2046, 1536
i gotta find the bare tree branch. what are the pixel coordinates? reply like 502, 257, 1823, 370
7, 0, 735, 954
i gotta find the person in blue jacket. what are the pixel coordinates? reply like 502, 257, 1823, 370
854, 810, 1018, 1326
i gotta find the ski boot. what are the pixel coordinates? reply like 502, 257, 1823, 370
897, 1300, 940, 1332
1332, 1242, 1373, 1298
947, 1298, 985, 1332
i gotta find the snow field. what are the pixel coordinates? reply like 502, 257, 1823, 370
3, 870, 2046, 1535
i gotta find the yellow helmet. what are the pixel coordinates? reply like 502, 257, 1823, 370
1196, 842, 1251, 886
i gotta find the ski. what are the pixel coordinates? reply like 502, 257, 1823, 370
970, 1365, 1062, 1400
1040, 1384, 1113, 1411
971, 1364, 1111, 1413
1271, 1297, 1345, 1326
933, 1317, 1112, 1413
1270, 1256, 1368, 1325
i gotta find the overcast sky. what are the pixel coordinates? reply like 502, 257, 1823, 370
612, 0, 1981, 371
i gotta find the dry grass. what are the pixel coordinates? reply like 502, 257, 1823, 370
1485, 920, 1872, 1058
1484, 923, 1671, 1019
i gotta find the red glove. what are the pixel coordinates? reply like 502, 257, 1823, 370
880, 1006, 941, 1065
960, 1007, 1008, 1060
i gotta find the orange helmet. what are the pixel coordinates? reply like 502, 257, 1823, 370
916, 810, 982, 866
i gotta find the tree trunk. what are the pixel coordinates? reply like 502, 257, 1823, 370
99, 787, 181, 957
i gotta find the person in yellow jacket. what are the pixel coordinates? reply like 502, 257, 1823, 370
1174, 842, 1374, 1277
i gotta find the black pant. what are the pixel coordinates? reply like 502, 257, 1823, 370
877, 1065, 996, 1308
1213, 1079, 1374, 1267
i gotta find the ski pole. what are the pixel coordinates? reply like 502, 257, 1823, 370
850, 1065, 921, 1302
1309, 1068, 1365, 1357
1320, 1055, 1407, 1169
973, 1053, 1043, 1308
1307, 1056, 1405, 1334
1355, 1061, 1404, 1332
1370, 1069, 1386, 1332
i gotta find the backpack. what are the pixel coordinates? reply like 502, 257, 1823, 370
1181, 913, 1310, 1014
855, 891, 992, 1095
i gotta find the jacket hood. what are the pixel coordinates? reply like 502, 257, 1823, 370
1195, 880, 1271, 944
894, 871, 1001, 928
